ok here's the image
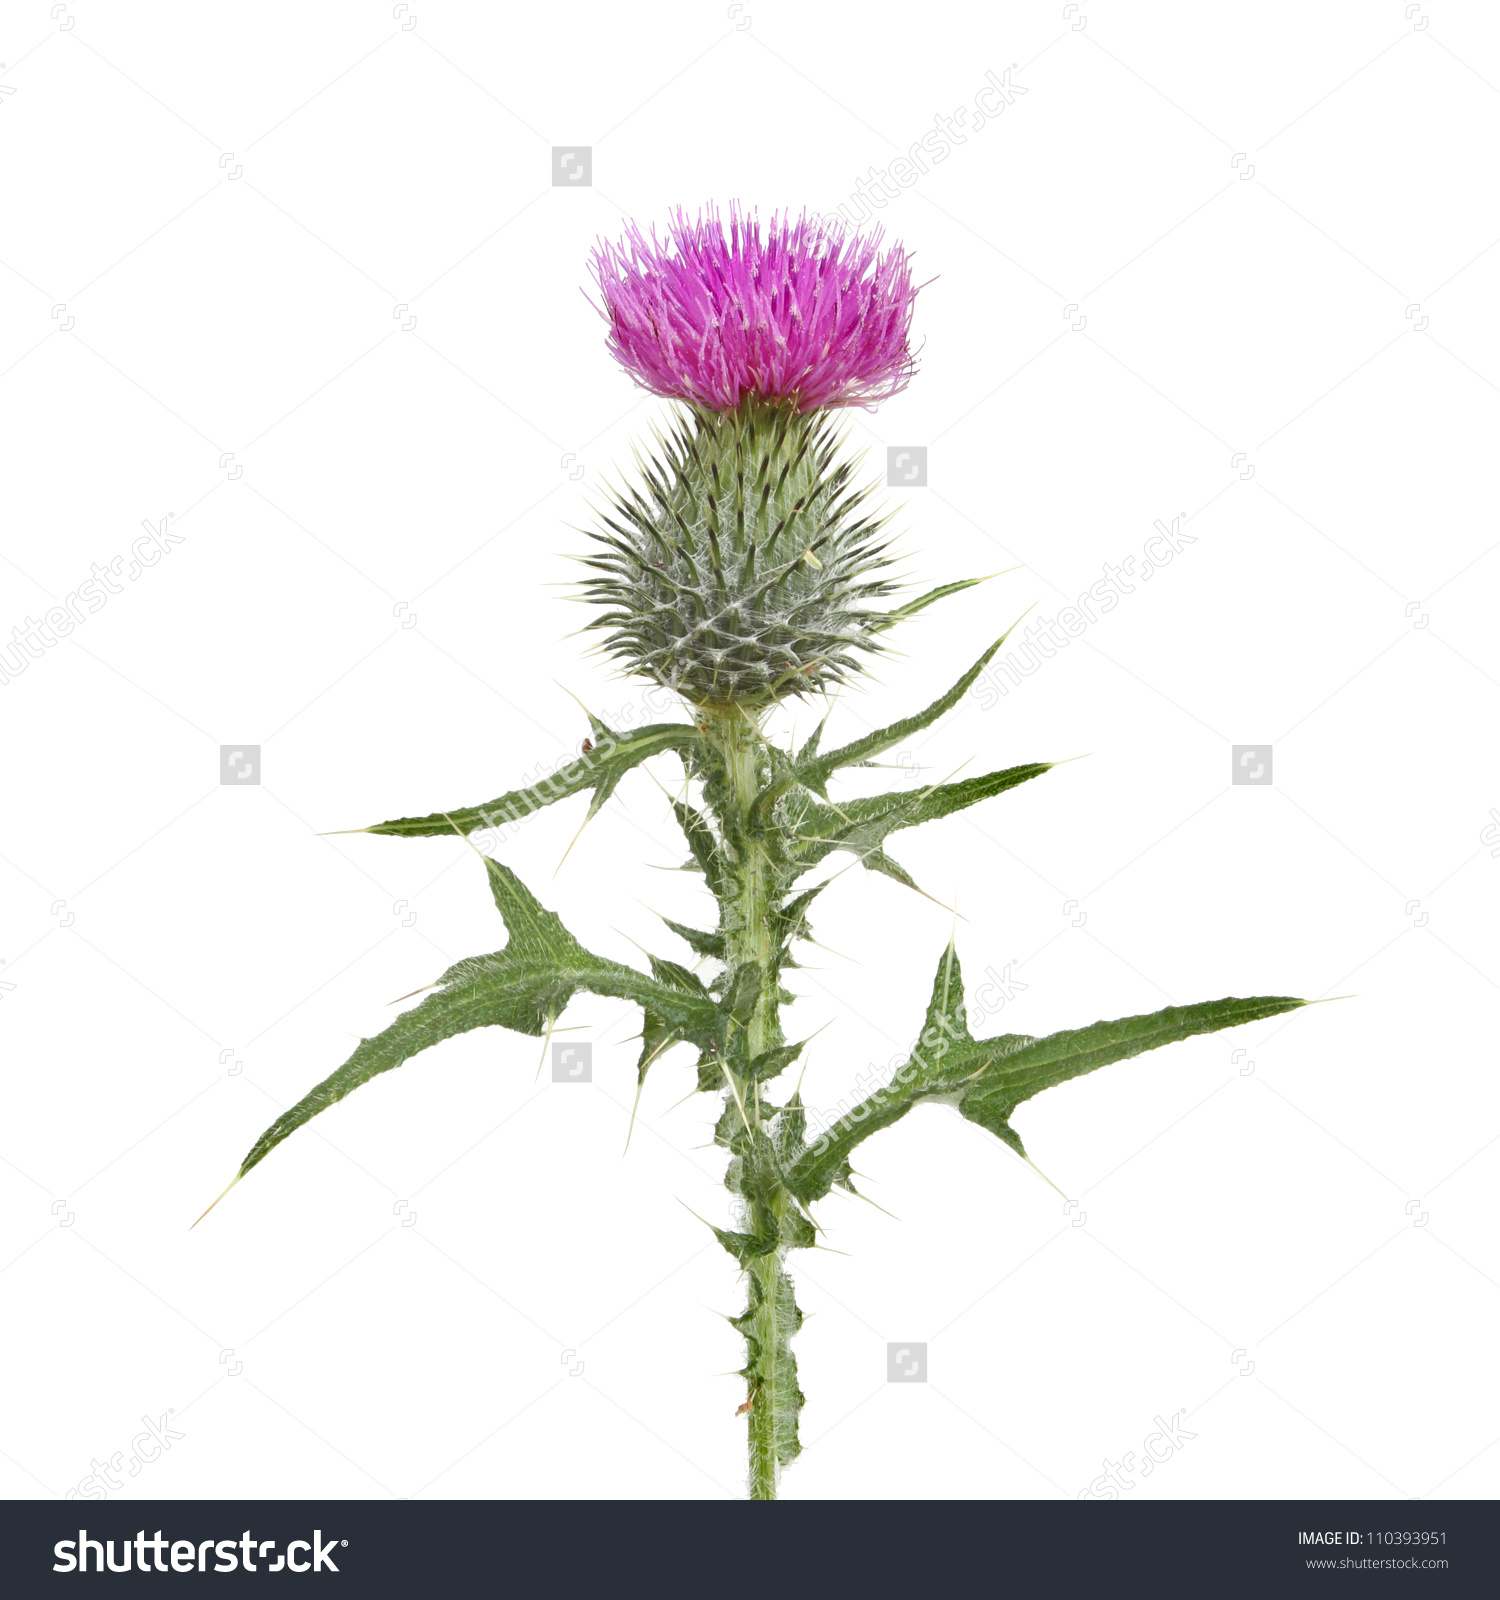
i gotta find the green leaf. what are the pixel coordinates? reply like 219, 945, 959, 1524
236, 855, 718, 1179
747, 1041, 807, 1084
785, 762, 1053, 883
365, 721, 702, 837
718, 961, 762, 1025
796, 712, 830, 765
955, 994, 1308, 1158
784, 945, 1306, 1202
671, 797, 728, 896
660, 917, 725, 960
770, 882, 826, 950
785, 943, 981, 1201
235, 985, 513, 1182
637, 1007, 688, 1084
646, 953, 711, 997
712, 1221, 780, 1266
922, 939, 973, 1051
869, 576, 988, 632
788, 628, 1019, 796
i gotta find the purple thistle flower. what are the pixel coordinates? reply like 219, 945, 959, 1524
589, 204, 922, 413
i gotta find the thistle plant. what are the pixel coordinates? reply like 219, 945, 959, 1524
215, 205, 1310, 1500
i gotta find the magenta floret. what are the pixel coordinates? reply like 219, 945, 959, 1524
589, 204, 921, 412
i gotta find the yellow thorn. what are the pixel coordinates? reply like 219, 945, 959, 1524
1024, 1155, 1070, 1203
800, 936, 853, 962
719, 1062, 752, 1137
317, 827, 374, 836
610, 926, 656, 963
190, 1172, 241, 1230
388, 981, 439, 1006
676, 1199, 735, 1248
837, 1186, 901, 1222
916, 756, 975, 802
553, 811, 592, 877
552, 680, 606, 731
442, 814, 488, 861
535, 1010, 559, 1082
625, 1030, 683, 1153
624, 1075, 648, 1155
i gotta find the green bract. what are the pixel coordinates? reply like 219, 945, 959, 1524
228, 506, 1308, 1494
578, 397, 901, 705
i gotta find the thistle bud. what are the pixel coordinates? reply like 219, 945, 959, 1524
581, 205, 924, 704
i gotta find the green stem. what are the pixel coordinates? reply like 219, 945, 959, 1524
702, 703, 803, 1501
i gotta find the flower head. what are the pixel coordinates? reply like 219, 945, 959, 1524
589, 204, 920, 413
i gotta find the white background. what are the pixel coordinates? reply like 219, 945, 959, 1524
2, 0, 1497, 1503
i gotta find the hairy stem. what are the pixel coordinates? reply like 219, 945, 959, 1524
711, 705, 780, 1057
702, 703, 803, 1500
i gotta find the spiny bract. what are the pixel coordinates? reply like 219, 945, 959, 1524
578, 396, 899, 705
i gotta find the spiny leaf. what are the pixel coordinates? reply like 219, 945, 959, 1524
660, 916, 726, 960
787, 627, 1021, 796
366, 722, 702, 837
671, 797, 728, 896
797, 711, 830, 764
868, 576, 989, 632
234, 855, 718, 1179
771, 881, 827, 947
720, 962, 764, 1029
786, 763, 1053, 879
954, 994, 1308, 1158
235, 985, 519, 1181
712, 1222, 780, 1265
784, 944, 1306, 1202
923, 939, 973, 1050
647, 953, 711, 996
747, 1041, 807, 1084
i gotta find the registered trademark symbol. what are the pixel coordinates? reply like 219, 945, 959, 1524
342, 1540, 348, 1547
